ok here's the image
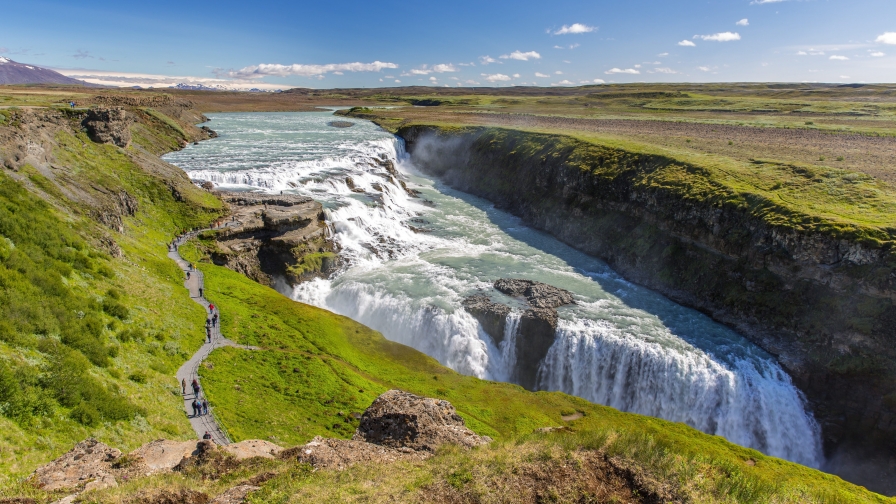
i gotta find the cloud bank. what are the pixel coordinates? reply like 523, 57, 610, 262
227, 61, 398, 79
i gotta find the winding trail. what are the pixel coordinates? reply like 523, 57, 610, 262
169, 225, 253, 445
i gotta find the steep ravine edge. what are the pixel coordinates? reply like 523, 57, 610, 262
397, 124, 896, 486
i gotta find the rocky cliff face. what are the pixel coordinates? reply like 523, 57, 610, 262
399, 125, 896, 468
200, 192, 338, 286
464, 279, 575, 390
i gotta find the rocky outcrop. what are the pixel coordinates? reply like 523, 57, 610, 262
82, 108, 132, 148
283, 390, 490, 471
465, 279, 574, 389
200, 192, 338, 286
494, 278, 574, 309
32, 438, 121, 492
354, 389, 491, 452
462, 295, 511, 343
400, 124, 896, 470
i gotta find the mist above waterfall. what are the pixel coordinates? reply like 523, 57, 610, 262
164, 111, 823, 467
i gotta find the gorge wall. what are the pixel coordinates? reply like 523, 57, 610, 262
397, 125, 896, 470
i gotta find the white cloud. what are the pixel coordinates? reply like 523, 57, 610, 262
553, 45, 564, 49
429, 76, 437, 82
55, 68, 286, 90
552, 79, 575, 86
870, 51, 886, 57
829, 55, 849, 60
500, 50, 541, 61
736, 18, 749, 26
658, 52, 669, 56
555, 70, 563, 74
796, 51, 808, 55
605, 67, 640, 74
697, 66, 710, 71
840, 75, 851, 79
751, 0, 787, 3
535, 72, 550, 78
479, 55, 498, 65
385, 75, 394, 79
580, 79, 606, 84
678, 40, 696, 47
569, 43, 580, 49
407, 63, 458, 75
653, 67, 677, 74
513, 73, 520, 78
634, 64, 642, 68
877, 32, 896, 45
481, 73, 512, 82
395, 79, 401, 83
554, 23, 595, 35
696, 32, 741, 42
227, 61, 397, 79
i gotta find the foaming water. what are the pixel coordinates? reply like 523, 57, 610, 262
164, 111, 823, 467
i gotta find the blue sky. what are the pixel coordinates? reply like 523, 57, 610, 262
2, 0, 895, 89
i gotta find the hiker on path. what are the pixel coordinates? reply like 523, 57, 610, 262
192, 379, 200, 396
203, 399, 209, 415
186, 271, 191, 280
181, 378, 186, 395
209, 304, 215, 313
192, 399, 200, 417
199, 287, 203, 298
203, 431, 212, 440
212, 313, 218, 327
206, 328, 211, 343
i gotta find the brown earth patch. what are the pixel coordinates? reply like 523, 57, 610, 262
422, 450, 679, 504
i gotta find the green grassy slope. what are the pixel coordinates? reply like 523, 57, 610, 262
0, 110, 223, 495
176, 248, 890, 502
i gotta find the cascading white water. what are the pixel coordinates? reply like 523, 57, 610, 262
163, 111, 823, 467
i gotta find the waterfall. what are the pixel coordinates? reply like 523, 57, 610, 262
537, 318, 822, 467
163, 111, 825, 469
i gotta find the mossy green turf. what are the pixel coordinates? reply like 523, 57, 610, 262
176, 244, 890, 501
0, 110, 223, 495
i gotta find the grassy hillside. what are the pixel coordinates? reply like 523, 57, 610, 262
0, 107, 224, 494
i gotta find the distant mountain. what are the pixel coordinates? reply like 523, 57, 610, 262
0, 57, 97, 86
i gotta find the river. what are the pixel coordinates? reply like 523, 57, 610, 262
163, 110, 823, 467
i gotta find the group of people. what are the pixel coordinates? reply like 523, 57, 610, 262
181, 378, 210, 417
205, 310, 219, 343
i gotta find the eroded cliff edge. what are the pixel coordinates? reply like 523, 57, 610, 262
397, 125, 896, 465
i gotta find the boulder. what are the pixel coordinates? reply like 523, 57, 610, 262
462, 295, 511, 344
32, 438, 121, 491
353, 390, 491, 452
82, 107, 132, 148
494, 278, 574, 309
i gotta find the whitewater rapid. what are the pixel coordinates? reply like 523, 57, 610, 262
164, 111, 823, 467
